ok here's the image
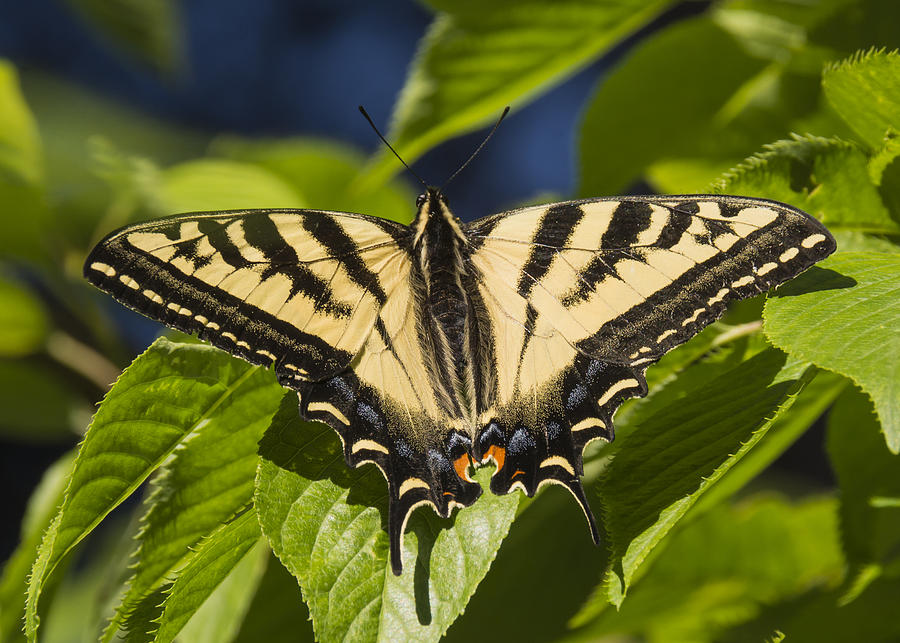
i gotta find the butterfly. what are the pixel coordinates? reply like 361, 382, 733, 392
84, 186, 835, 574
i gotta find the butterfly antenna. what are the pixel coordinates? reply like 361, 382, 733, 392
441, 106, 510, 190
359, 105, 427, 188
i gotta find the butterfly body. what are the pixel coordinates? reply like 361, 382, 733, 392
85, 189, 835, 574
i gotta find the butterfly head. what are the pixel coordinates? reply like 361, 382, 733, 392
413, 187, 464, 245
415, 186, 448, 210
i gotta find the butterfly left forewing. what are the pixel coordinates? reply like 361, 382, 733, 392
85, 209, 407, 381
465, 195, 835, 529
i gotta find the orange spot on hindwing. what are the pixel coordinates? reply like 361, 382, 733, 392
483, 445, 506, 473
453, 453, 473, 482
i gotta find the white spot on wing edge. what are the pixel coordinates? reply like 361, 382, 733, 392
780, 247, 799, 262
802, 233, 827, 248
351, 439, 389, 455
597, 378, 640, 407
90, 262, 116, 277
731, 275, 755, 288
398, 477, 430, 498
681, 308, 705, 327
119, 275, 139, 289
756, 262, 778, 276
708, 287, 729, 305
540, 455, 575, 476
308, 401, 350, 426
143, 289, 164, 305
656, 329, 676, 344
571, 417, 605, 433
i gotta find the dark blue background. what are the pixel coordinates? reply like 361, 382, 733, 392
0, 0, 622, 220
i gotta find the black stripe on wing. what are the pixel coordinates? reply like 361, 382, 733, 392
575, 197, 836, 362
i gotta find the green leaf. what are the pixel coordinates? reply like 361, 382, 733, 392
0, 62, 50, 262
358, 0, 677, 189
617, 331, 770, 436
823, 48, 900, 149
104, 355, 283, 639
764, 252, 900, 451
0, 451, 74, 643
25, 338, 269, 641
18, 72, 205, 250
161, 159, 308, 213
0, 60, 42, 184
0, 275, 49, 357
154, 511, 268, 643
830, 230, 900, 254
255, 394, 518, 643
63, 0, 181, 73
827, 386, 900, 601
0, 359, 89, 441
572, 494, 844, 641
599, 348, 812, 606
692, 368, 848, 514
445, 475, 606, 643
231, 553, 314, 643
570, 495, 843, 641
579, 16, 767, 196
716, 135, 900, 234
719, 576, 900, 642
211, 137, 415, 223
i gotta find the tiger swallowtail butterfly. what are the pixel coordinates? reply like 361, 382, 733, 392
85, 185, 835, 574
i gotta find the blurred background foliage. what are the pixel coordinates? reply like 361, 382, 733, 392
0, 0, 899, 642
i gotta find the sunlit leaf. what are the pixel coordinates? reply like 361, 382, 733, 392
358, 0, 677, 189
25, 338, 276, 641
764, 252, 900, 451
823, 48, 900, 149
0, 275, 49, 357
211, 137, 415, 224
255, 394, 518, 643
716, 135, 900, 234
580, 16, 765, 196
103, 348, 283, 640
161, 159, 307, 213
445, 473, 605, 643
827, 387, 900, 603
692, 368, 847, 514
570, 495, 843, 641
0, 60, 42, 184
154, 512, 268, 643
599, 349, 811, 606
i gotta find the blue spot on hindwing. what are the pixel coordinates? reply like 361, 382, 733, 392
508, 427, 535, 455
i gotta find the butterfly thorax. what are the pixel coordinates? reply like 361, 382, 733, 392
411, 189, 485, 428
